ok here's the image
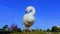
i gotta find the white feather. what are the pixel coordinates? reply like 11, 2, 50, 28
23, 6, 35, 28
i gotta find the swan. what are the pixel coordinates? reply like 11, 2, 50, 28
23, 6, 35, 29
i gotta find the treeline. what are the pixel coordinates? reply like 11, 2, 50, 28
51, 26, 60, 32
0, 24, 22, 34
39, 26, 60, 32
29, 26, 60, 32
0, 24, 60, 32
0, 24, 22, 33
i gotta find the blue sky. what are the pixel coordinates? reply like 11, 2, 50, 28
0, 0, 60, 30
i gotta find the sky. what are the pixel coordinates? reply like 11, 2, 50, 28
0, 0, 60, 30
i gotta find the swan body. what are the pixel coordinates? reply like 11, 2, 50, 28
23, 6, 35, 28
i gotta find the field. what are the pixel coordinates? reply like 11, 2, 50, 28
10, 31, 60, 34
10, 31, 46, 34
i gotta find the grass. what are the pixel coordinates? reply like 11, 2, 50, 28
10, 31, 60, 34
10, 31, 46, 34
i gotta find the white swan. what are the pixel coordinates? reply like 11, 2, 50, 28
23, 6, 35, 28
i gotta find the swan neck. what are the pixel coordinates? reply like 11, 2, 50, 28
30, 9, 35, 15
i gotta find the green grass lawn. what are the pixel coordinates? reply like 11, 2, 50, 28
10, 31, 46, 34
10, 31, 60, 34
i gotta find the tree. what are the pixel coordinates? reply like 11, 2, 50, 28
32, 29, 35, 31
2, 25, 8, 31
10, 24, 18, 32
9, 23, 22, 32
51, 26, 58, 32
46, 29, 51, 32
40, 29, 43, 32
16, 28, 22, 32
58, 28, 60, 32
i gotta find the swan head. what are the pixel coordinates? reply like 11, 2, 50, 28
26, 6, 35, 15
